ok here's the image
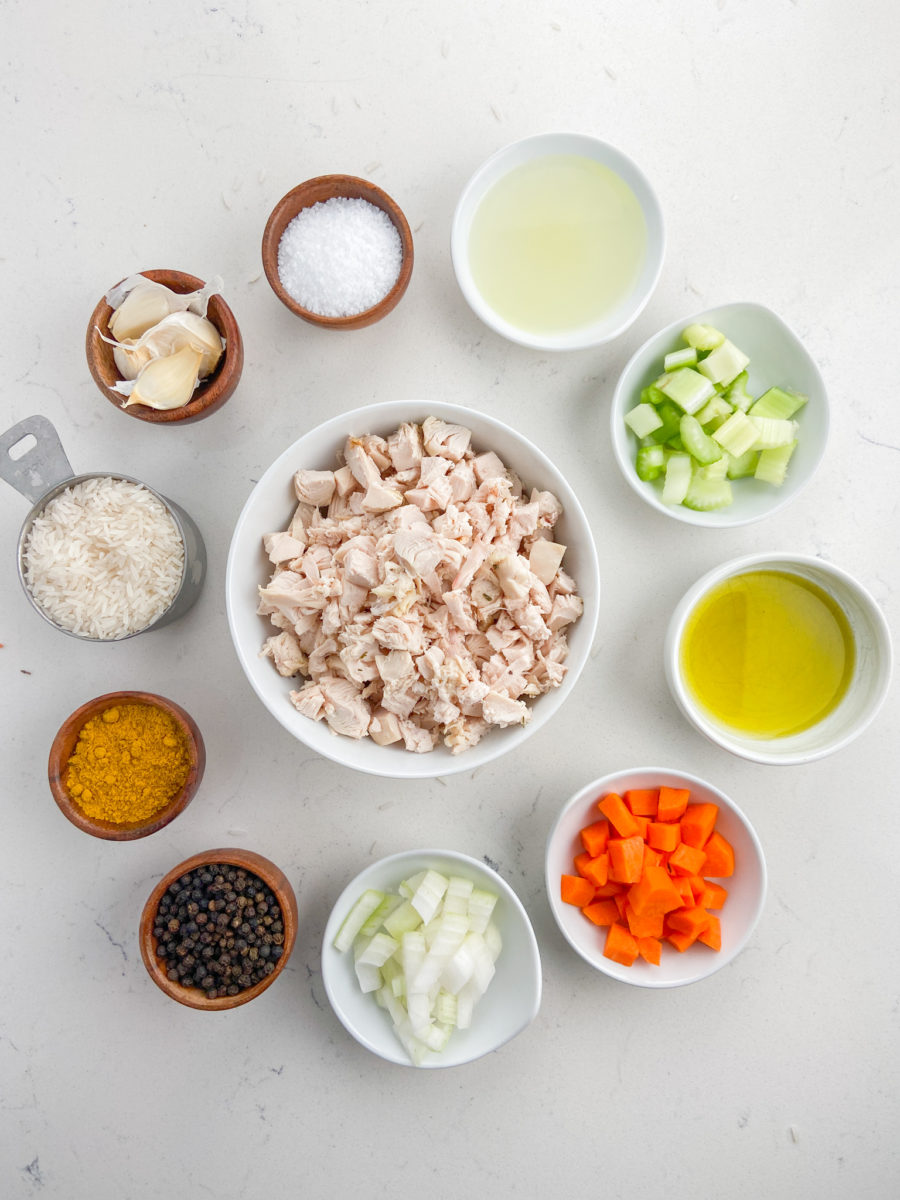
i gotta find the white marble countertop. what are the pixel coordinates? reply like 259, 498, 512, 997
2, 3, 898, 1197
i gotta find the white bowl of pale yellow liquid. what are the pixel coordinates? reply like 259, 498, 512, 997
451, 132, 665, 351
665, 553, 893, 765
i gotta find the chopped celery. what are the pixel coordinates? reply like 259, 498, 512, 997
666, 434, 685, 452
679, 414, 723, 466
641, 384, 669, 407
755, 440, 797, 485
749, 416, 799, 449
695, 395, 734, 428
636, 444, 665, 481
624, 402, 664, 439
682, 323, 725, 352
662, 453, 692, 505
748, 386, 808, 419
712, 410, 760, 458
696, 339, 750, 387
725, 448, 760, 479
695, 456, 729, 482
683, 472, 733, 511
664, 346, 698, 371
657, 367, 716, 414
724, 370, 754, 412
649, 399, 683, 444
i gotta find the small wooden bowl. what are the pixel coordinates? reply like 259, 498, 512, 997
139, 848, 298, 1011
261, 175, 414, 329
86, 269, 244, 424
48, 691, 205, 840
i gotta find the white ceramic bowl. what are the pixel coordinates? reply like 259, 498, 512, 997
610, 302, 829, 526
665, 553, 893, 765
226, 399, 600, 778
451, 132, 665, 351
321, 849, 542, 1068
545, 768, 767, 989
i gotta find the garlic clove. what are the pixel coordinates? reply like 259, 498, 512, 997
108, 282, 173, 340
112, 341, 153, 381
121, 345, 204, 410
132, 312, 224, 379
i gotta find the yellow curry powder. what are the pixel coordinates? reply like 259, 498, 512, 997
66, 703, 191, 824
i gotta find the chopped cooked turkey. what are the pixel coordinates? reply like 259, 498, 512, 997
259, 418, 584, 754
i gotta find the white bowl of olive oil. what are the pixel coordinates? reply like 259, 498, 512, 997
451, 132, 665, 351
665, 553, 892, 765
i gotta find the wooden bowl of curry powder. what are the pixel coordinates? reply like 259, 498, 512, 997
48, 691, 205, 840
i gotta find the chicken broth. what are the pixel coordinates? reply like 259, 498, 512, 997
257, 417, 584, 754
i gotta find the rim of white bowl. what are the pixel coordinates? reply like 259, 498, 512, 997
321, 848, 543, 1067
225, 399, 601, 778
610, 301, 830, 527
664, 553, 893, 764
545, 767, 767, 989
450, 131, 665, 352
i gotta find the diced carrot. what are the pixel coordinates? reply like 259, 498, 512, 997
625, 902, 664, 939
667, 927, 700, 952
581, 898, 620, 927
636, 935, 662, 965
593, 880, 626, 897
647, 821, 680, 852
608, 835, 644, 883
667, 906, 712, 938
642, 844, 663, 868
698, 914, 722, 951
657, 785, 690, 822
624, 788, 659, 817
561, 874, 595, 906
613, 891, 628, 919
680, 803, 719, 849
703, 881, 729, 909
580, 818, 610, 857
702, 831, 735, 877
668, 842, 707, 876
597, 792, 641, 838
673, 876, 695, 907
580, 853, 609, 889
627, 863, 683, 916
603, 922, 639, 967
686, 874, 708, 902
632, 814, 650, 840
574, 851, 593, 878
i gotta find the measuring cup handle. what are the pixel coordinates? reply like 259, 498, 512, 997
0, 416, 75, 504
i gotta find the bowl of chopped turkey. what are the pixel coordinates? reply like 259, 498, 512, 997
226, 401, 600, 778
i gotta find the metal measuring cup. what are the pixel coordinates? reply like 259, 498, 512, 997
1, 415, 207, 640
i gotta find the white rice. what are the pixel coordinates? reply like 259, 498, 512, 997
23, 476, 185, 639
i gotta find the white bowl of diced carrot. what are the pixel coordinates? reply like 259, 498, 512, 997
545, 768, 767, 988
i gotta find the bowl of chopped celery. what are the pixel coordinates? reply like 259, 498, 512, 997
321, 849, 542, 1068
610, 302, 829, 526
545, 767, 767, 988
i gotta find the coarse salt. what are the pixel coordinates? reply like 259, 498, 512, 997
277, 196, 403, 318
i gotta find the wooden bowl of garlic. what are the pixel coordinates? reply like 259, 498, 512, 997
86, 269, 244, 424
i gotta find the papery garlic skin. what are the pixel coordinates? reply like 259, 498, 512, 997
120, 345, 204, 410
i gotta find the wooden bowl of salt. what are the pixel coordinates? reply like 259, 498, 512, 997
261, 175, 414, 329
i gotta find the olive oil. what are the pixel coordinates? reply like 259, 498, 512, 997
681, 570, 855, 738
467, 154, 647, 335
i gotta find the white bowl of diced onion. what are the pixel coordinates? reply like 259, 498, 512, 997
610, 302, 829, 526
321, 849, 542, 1068
226, 399, 600, 778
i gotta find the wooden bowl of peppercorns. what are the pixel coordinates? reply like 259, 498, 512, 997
139, 848, 298, 1010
